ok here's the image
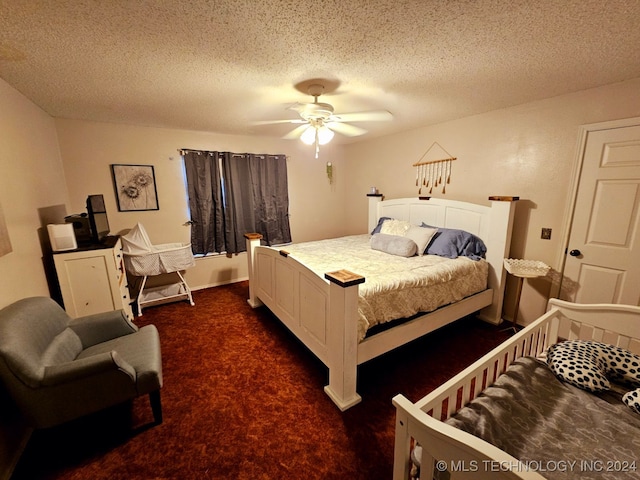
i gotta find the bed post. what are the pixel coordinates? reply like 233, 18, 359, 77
244, 233, 263, 308
323, 270, 365, 411
479, 197, 518, 325
392, 396, 413, 480
367, 193, 384, 233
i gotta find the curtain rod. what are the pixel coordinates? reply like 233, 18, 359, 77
178, 148, 215, 156
178, 149, 276, 160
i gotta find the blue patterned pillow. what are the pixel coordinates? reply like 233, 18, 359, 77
371, 217, 393, 235
421, 224, 487, 260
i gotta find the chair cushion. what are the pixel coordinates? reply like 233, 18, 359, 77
41, 329, 83, 368
78, 324, 162, 394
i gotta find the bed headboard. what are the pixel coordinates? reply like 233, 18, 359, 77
368, 195, 519, 324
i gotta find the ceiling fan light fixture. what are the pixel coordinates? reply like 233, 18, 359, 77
300, 125, 317, 145
317, 126, 334, 145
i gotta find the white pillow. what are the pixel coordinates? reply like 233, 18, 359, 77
380, 219, 412, 236
405, 226, 438, 256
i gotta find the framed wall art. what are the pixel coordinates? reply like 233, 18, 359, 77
111, 164, 159, 212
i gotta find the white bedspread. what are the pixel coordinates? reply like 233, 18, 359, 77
281, 235, 488, 341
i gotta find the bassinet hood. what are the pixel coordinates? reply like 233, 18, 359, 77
121, 222, 153, 255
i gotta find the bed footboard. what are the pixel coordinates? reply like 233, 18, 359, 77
392, 299, 640, 480
245, 233, 365, 410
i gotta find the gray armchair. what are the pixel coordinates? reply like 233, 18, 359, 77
0, 297, 162, 429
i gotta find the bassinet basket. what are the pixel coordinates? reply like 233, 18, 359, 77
122, 223, 195, 315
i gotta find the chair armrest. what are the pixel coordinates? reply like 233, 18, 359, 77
42, 351, 135, 386
69, 310, 138, 347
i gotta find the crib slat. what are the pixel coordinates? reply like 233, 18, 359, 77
629, 338, 640, 355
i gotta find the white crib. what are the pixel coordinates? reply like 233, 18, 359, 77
121, 223, 195, 316
392, 299, 640, 480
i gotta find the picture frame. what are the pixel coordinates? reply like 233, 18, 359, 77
111, 164, 159, 212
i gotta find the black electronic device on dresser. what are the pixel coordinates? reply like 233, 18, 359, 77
65, 194, 111, 246
86, 194, 110, 244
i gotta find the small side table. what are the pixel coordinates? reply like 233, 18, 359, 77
503, 259, 550, 332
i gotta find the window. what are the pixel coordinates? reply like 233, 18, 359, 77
182, 150, 291, 255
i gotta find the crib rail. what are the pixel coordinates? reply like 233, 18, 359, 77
412, 307, 558, 421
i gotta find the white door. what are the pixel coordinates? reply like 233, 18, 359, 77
562, 120, 640, 305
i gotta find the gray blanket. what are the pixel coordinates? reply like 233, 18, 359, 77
445, 357, 640, 480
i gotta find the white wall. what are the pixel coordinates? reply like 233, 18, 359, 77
0, 78, 70, 307
343, 78, 640, 324
54, 119, 347, 290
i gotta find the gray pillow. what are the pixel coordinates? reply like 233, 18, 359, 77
370, 233, 417, 257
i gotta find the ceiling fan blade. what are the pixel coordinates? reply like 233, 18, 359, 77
330, 110, 393, 123
251, 119, 307, 126
326, 122, 368, 137
282, 124, 311, 140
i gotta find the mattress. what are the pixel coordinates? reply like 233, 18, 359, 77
280, 234, 488, 341
445, 356, 640, 480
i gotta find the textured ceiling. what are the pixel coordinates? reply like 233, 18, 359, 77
1, 0, 640, 144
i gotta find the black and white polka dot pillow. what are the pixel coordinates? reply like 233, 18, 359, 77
624, 389, 640, 414
547, 340, 611, 391
547, 340, 640, 414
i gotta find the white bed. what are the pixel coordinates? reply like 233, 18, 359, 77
245, 195, 518, 410
392, 298, 640, 480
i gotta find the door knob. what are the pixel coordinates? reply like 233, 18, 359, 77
569, 249, 582, 257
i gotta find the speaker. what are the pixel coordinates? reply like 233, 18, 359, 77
65, 214, 91, 244
47, 223, 78, 252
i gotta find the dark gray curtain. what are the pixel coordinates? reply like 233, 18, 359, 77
183, 151, 225, 254
251, 154, 291, 246
184, 150, 291, 255
222, 153, 291, 253
221, 152, 253, 254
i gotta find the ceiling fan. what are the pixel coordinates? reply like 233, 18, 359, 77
255, 84, 393, 158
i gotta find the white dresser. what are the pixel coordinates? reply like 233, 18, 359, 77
53, 236, 133, 320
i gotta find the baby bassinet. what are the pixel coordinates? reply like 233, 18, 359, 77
121, 223, 195, 316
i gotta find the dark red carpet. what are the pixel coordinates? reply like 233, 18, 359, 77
12, 282, 511, 479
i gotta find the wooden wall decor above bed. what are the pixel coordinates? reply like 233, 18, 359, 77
413, 142, 457, 195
